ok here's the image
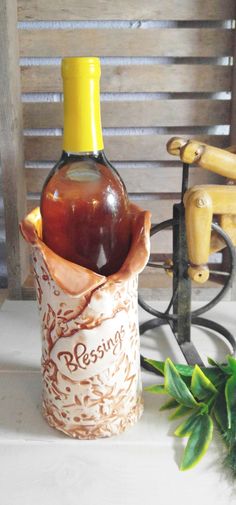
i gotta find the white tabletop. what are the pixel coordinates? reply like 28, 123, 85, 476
0, 300, 235, 505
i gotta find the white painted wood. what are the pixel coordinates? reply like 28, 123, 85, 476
0, 300, 235, 504
0, 300, 234, 371
0, 301, 40, 371
0, 440, 229, 505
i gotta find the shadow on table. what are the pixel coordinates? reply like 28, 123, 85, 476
140, 321, 233, 366
0, 358, 40, 372
140, 323, 184, 363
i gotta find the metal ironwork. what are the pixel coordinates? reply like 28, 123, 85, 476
139, 163, 236, 368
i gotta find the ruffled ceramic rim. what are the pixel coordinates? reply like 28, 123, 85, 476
20, 203, 151, 297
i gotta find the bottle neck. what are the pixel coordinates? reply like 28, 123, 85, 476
62, 73, 104, 154
60, 150, 105, 164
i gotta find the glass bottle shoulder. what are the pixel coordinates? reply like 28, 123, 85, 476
40, 151, 129, 210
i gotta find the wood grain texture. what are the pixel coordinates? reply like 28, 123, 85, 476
21, 64, 232, 93
26, 165, 221, 194
17, 0, 236, 21
23, 100, 231, 128
24, 134, 229, 162
229, 29, 236, 300
0, 0, 29, 299
230, 32, 236, 145
19, 28, 234, 58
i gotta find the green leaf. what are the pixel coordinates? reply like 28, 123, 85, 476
145, 358, 195, 377
207, 357, 218, 367
144, 359, 165, 375
174, 412, 200, 437
199, 403, 209, 415
207, 357, 231, 375
160, 398, 179, 411
227, 355, 236, 376
213, 389, 228, 432
180, 414, 214, 471
169, 404, 193, 421
199, 367, 224, 387
173, 363, 195, 377
174, 412, 199, 438
144, 384, 166, 394
225, 375, 236, 429
164, 358, 199, 408
191, 365, 217, 400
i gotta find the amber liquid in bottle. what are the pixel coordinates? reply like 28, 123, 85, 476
41, 151, 131, 275
40, 58, 131, 276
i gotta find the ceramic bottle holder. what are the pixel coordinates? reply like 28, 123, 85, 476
20, 203, 150, 439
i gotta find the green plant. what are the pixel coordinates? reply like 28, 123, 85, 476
145, 355, 236, 473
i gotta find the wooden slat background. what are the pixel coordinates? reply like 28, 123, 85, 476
24, 134, 229, 162
1, 0, 236, 297
21, 65, 232, 93
23, 100, 231, 128
0, 0, 29, 299
229, 18, 236, 299
17, 0, 236, 21
19, 29, 234, 57
26, 165, 221, 194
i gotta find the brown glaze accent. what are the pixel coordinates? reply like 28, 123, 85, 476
20, 208, 106, 297
39, 283, 143, 438
20, 202, 150, 439
109, 203, 151, 282
20, 203, 151, 293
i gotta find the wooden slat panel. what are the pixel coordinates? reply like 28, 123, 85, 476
24, 134, 229, 161
26, 166, 221, 193
229, 29, 236, 299
0, 0, 29, 299
230, 32, 236, 145
23, 100, 231, 128
19, 28, 234, 58
18, 0, 236, 21
21, 65, 232, 93
151, 232, 172, 254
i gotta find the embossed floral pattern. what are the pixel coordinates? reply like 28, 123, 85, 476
34, 248, 143, 439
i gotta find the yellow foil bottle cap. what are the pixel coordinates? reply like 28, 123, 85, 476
62, 57, 101, 79
62, 57, 104, 153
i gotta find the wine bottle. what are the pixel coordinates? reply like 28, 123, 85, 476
40, 57, 131, 276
